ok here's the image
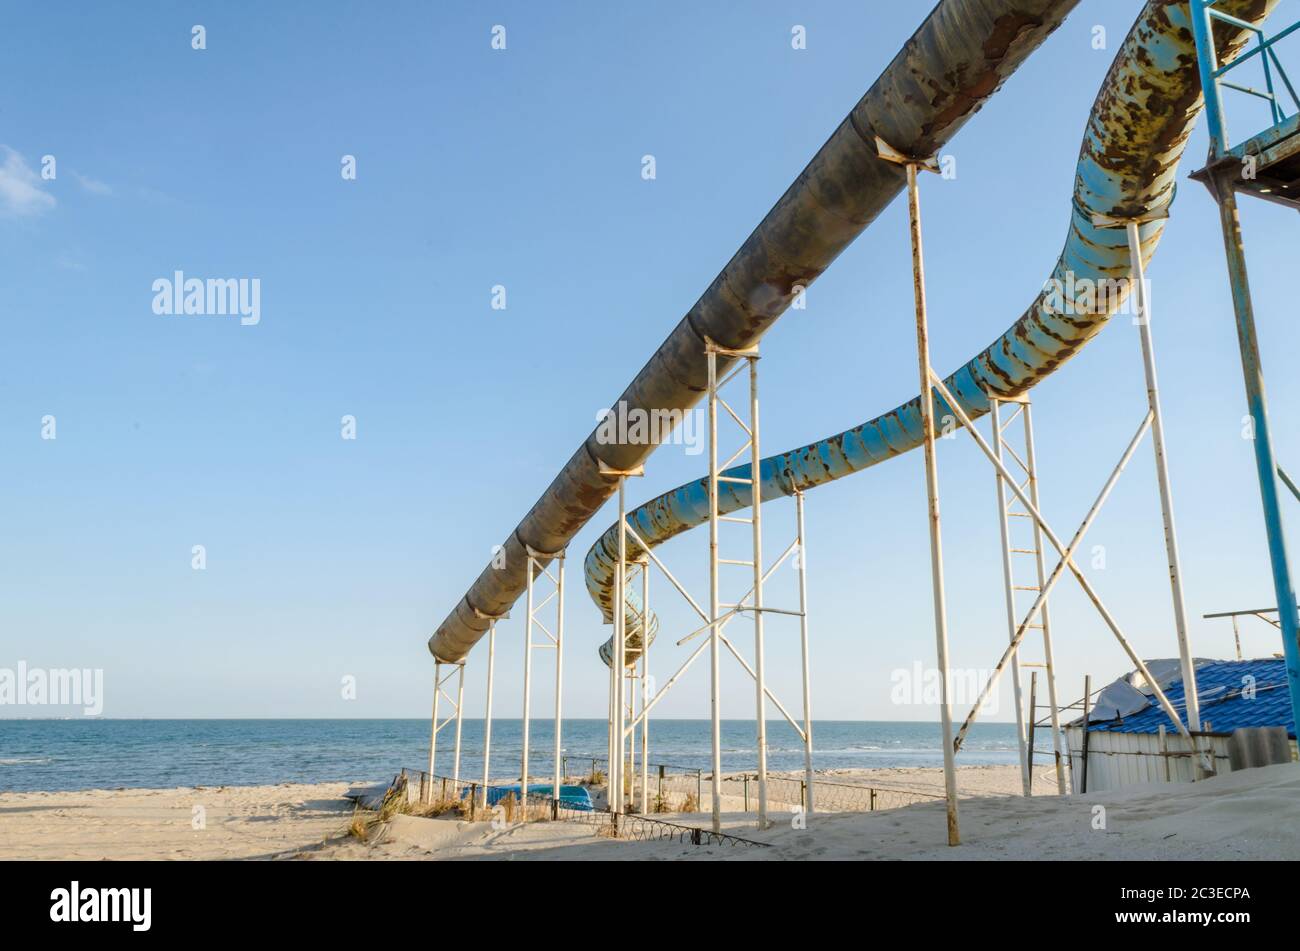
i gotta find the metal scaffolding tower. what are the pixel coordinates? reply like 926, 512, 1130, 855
425, 660, 465, 803
597, 340, 814, 834
522, 547, 565, 801
990, 396, 1068, 796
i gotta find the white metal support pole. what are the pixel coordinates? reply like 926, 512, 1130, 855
625, 663, 636, 807
795, 490, 814, 815
1022, 401, 1069, 795
749, 354, 770, 829
1232, 615, 1243, 660
707, 347, 724, 833
427, 662, 440, 804
599, 462, 643, 816
481, 620, 497, 810
522, 556, 535, 792
640, 558, 650, 814
991, 399, 1031, 797
884, 138, 960, 846
553, 553, 565, 803
614, 478, 627, 814
607, 639, 615, 799
1121, 219, 1203, 742
452, 663, 465, 786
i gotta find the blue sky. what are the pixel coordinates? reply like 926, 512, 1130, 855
2, 0, 1298, 721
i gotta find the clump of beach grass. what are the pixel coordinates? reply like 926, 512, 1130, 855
680, 792, 699, 813
410, 795, 470, 819
347, 806, 374, 841
500, 791, 518, 824
346, 779, 476, 842
345, 782, 411, 842
378, 786, 411, 822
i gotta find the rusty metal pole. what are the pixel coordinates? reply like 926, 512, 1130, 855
1080, 675, 1092, 794
553, 553, 565, 806
1120, 217, 1203, 743
1214, 186, 1300, 737
452, 662, 465, 787
902, 150, 960, 846
613, 478, 626, 814
749, 354, 770, 829
481, 620, 496, 811
426, 663, 440, 804
1186, 0, 1300, 760
707, 347, 724, 833
795, 490, 815, 815
522, 555, 534, 792
1027, 670, 1038, 785
607, 637, 614, 800
640, 558, 650, 815
597, 463, 645, 815
625, 662, 636, 808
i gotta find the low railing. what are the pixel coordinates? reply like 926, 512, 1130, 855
392, 767, 767, 848
561, 756, 944, 814
726, 773, 944, 813
561, 754, 705, 814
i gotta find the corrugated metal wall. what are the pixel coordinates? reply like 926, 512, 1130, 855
1064, 728, 1234, 792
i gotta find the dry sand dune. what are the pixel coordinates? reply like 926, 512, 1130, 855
0, 782, 354, 861
2, 763, 1296, 861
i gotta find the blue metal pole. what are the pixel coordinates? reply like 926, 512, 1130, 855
1190, 0, 1230, 156
1190, 0, 1300, 739
1211, 185, 1300, 733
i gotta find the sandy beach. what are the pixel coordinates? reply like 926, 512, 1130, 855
4, 762, 1296, 861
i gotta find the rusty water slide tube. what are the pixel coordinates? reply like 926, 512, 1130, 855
428, 0, 1085, 663
430, 0, 1275, 666
584, 0, 1277, 667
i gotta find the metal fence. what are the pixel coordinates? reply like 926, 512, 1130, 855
559, 756, 942, 815
396, 762, 941, 838
725, 773, 944, 813
517, 792, 768, 848
393, 767, 767, 849
561, 754, 704, 814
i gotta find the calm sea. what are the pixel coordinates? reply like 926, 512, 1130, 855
0, 719, 1024, 792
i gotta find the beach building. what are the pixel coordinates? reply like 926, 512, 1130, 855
1064, 659, 1297, 793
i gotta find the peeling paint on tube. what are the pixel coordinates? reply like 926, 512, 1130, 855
429, 0, 1083, 663
585, 0, 1276, 667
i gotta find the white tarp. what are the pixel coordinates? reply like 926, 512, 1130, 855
1077, 658, 1215, 724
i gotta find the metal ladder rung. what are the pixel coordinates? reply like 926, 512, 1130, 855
719, 558, 755, 566
1008, 512, 1034, 518
1011, 548, 1037, 554
1013, 585, 1041, 591
717, 515, 753, 524
717, 475, 752, 484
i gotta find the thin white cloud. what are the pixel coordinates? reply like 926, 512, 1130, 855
73, 171, 112, 196
0, 146, 56, 217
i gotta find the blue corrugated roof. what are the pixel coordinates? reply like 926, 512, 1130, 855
1088, 659, 1295, 738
